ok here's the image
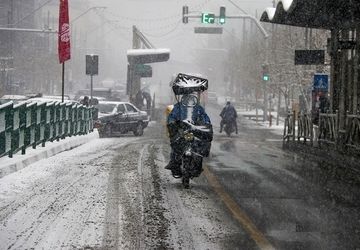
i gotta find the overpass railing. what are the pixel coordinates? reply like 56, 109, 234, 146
0, 101, 94, 158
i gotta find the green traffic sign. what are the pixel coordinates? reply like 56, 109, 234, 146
202, 13, 215, 24
135, 64, 152, 77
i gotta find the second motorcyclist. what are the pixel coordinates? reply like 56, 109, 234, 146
219, 101, 238, 134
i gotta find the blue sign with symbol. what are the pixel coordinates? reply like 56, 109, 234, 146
313, 74, 329, 91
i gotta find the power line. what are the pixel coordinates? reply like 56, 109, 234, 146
105, 10, 181, 23
142, 19, 182, 38
10, 0, 55, 27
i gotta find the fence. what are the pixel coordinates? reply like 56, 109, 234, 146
283, 110, 360, 154
318, 112, 338, 146
345, 114, 360, 150
283, 111, 296, 143
0, 100, 94, 158
297, 112, 313, 144
283, 111, 313, 145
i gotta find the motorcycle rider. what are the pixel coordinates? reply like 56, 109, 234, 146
165, 92, 212, 177
219, 101, 238, 134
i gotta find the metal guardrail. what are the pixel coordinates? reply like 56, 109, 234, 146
284, 110, 360, 154
0, 101, 94, 158
283, 111, 313, 145
318, 112, 338, 146
283, 111, 296, 143
297, 112, 313, 145
345, 114, 360, 150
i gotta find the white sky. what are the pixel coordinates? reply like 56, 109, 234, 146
78, 0, 273, 87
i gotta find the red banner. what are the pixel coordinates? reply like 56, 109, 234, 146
58, 0, 71, 63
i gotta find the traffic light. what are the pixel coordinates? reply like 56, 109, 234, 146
262, 64, 269, 81
182, 6, 189, 24
219, 6, 226, 24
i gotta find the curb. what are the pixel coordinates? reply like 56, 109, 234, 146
0, 132, 98, 179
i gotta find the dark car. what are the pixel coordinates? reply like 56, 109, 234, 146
95, 101, 149, 137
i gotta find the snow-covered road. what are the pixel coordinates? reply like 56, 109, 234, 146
1, 110, 359, 250
0, 125, 240, 249
0, 137, 136, 249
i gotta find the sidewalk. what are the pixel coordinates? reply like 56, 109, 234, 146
237, 108, 285, 136
0, 131, 98, 178
236, 108, 360, 177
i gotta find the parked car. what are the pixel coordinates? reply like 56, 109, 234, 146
94, 101, 149, 137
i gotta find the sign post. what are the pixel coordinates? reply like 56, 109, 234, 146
58, 0, 71, 103
86, 55, 99, 101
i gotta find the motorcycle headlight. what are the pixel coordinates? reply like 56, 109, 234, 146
184, 132, 194, 141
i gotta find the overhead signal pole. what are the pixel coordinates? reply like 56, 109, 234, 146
182, 6, 268, 38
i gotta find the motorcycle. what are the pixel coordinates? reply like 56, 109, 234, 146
171, 120, 213, 188
223, 119, 236, 137
168, 73, 213, 188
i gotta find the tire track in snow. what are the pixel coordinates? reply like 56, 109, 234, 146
101, 143, 144, 249
0, 138, 133, 249
3, 153, 111, 250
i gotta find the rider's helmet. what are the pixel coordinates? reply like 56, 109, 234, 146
171, 73, 209, 106
226, 101, 231, 105
171, 73, 208, 95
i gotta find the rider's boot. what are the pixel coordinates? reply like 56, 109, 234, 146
171, 166, 182, 178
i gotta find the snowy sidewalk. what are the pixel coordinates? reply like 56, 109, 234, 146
0, 131, 99, 178
237, 108, 285, 137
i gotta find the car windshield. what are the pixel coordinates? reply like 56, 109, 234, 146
97, 103, 116, 114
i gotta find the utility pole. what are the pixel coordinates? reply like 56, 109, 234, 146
264, 0, 276, 124
7, 0, 14, 94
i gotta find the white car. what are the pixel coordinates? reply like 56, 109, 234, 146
95, 101, 149, 137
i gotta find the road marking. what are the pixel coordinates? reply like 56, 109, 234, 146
203, 166, 275, 250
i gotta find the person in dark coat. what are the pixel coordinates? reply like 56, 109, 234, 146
165, 95, 213, 177
219, 101, 238, 134
135, 90, 144, 109
142, 91, 152, 110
